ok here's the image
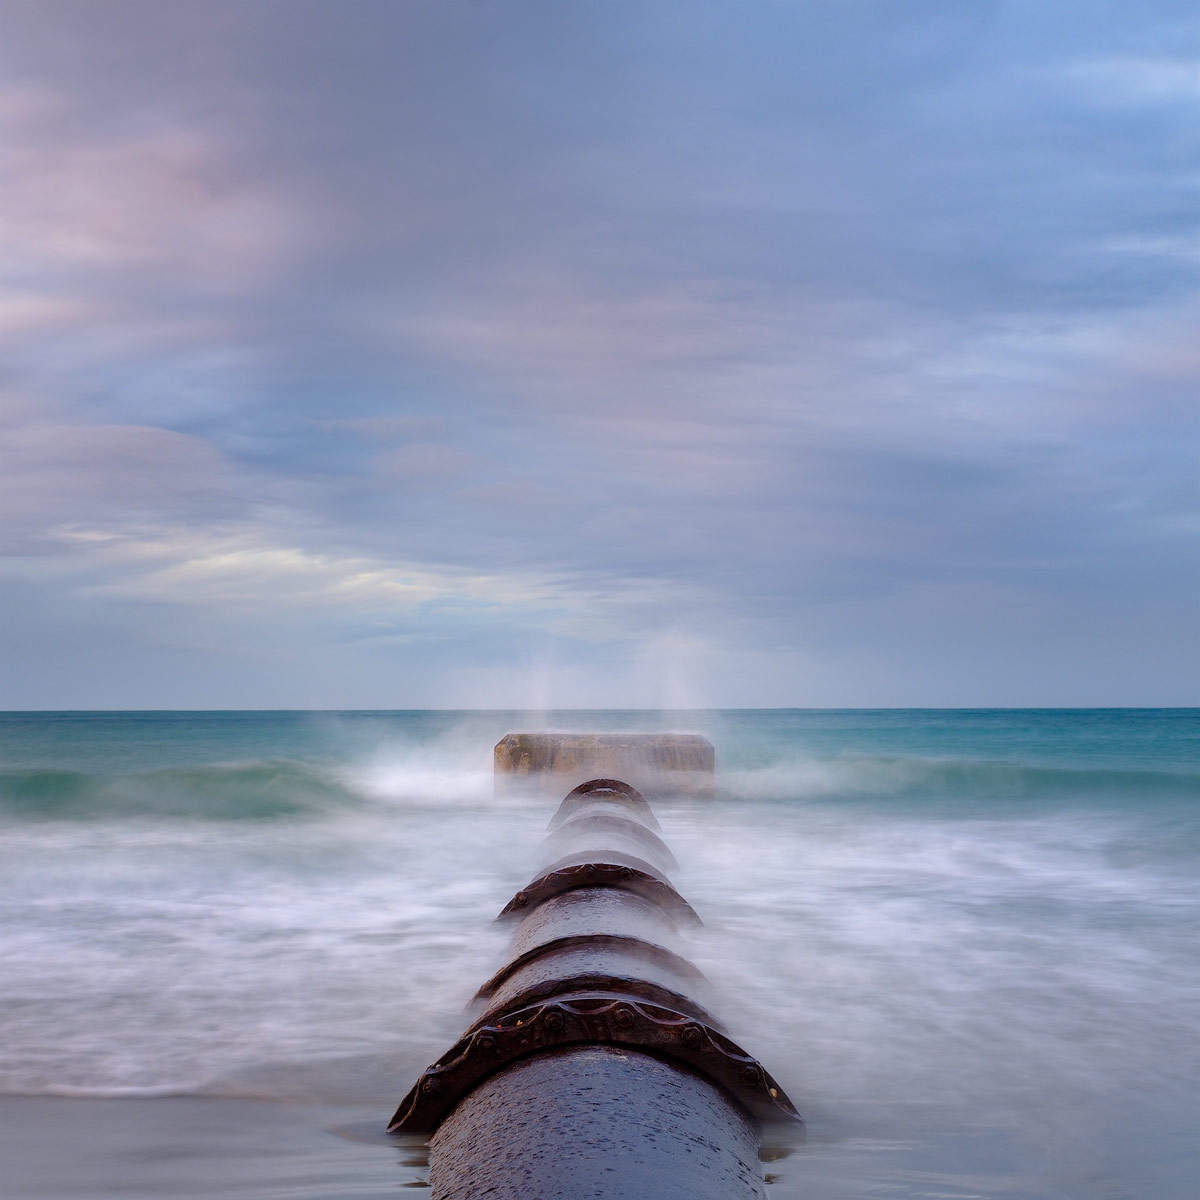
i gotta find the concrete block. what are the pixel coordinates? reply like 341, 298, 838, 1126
494, 732, 715, 799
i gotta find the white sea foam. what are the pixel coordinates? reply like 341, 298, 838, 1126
666, 793, 1200, 1197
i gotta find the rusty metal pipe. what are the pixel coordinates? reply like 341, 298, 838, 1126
389, 767, 801, 1199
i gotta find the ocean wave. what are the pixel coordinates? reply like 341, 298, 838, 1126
0, 1081, 221, 1100
0, 761, 362, 821
722, 755, 1200, 805
4, 748, 1196, 823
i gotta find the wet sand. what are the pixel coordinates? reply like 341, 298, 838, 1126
0, 1095, 429, 1199
7, 1092, 1195, 1198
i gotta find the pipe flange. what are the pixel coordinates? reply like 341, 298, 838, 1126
497, 862, 701, 926
389, 994, 803, 1135
549, 779, 662, 830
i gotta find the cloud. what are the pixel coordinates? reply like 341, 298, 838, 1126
0, 413, 246, 555
1062, 56, 1200, 107
0, 84, 303, 283
65, 526, 563, 616
0, 0, 1196, 705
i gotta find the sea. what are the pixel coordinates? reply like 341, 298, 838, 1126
1, 709, 1197, 1199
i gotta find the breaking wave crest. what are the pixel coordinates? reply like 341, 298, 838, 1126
5, 753, 1196, 822
0, 761, 363, 820
0, 750, 504, 821
723, 754, 1200, 805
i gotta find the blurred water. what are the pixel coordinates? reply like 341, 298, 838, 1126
1, 709, 1198, 1198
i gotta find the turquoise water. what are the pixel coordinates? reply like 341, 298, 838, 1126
2, 710, 1198, 1198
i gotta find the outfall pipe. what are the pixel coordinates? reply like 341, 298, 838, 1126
389, 773, 802, 1199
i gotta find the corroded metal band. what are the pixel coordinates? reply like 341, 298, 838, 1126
497, 861, 701, 926
473, 933, 705, 1002
389, 994, 804, 1135
470, 973, 721, 1034
541, 848, 667, 880
549, 778, 661, 830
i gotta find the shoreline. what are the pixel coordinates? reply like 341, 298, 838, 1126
0, 1094, 425, 1199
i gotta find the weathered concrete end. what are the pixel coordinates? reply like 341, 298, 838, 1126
494, 732, 715, 799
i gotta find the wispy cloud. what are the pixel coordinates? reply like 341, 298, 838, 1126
66, 526, 565, 616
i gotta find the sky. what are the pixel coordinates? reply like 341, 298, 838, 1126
1, 0, 1197, 709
